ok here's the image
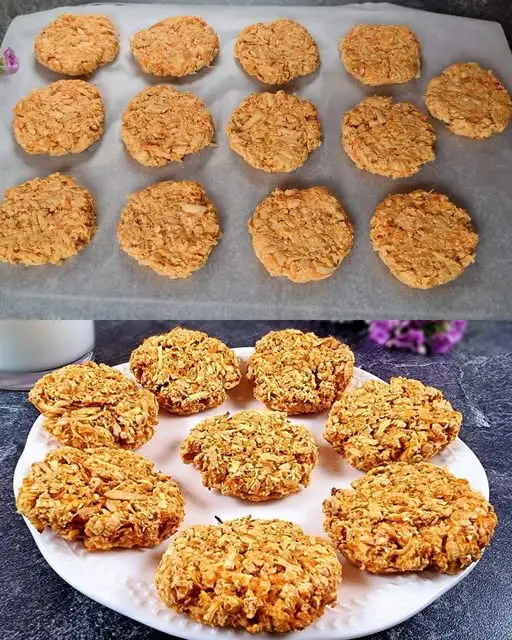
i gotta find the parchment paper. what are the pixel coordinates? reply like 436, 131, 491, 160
1, 3, 511, 320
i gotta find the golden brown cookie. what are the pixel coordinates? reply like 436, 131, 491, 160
117, 180, 221, 279
235, 18, 319, 85
13, 80, 104, 156
0, 173, 96, 266
342, 95, 435, 178
425, 62, 512, 139
247, 329, 355, 415
226, 90, 321, 172
155, 517, 342, 632
340, 24, 420, 86
131, 16, 219, 77
370, 190, 478, 289
121, 85, 215, 167
248, 186, 353, 282
323, 462, 497, 574
16, 447, 185, 551
35, 13, 119, 76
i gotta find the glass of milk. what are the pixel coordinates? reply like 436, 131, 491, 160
0, 320, 95, 390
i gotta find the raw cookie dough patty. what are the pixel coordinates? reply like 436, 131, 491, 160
129, 327, 241, 415
324, 376, 462, 471
247, 329, 355, 415
235, 18, 319, 85
370, 190, 478, 289
35, 13, 119, 76
342, 95, 435, 178
13, 80, 104, 155
131, 16, 219, 77
226, 91, 321, 172
121, 85, 215, 167
117, 180, 221, 279
16, 447, 185, 551
155, 517, 342, 633
29, 361, 159, 450
323, 462, 497, 574
425, 62, 512, 139
340, 24, 420, 86
248, 186, 353, 283
180, 409, 318, 501
0, 173, 96, 266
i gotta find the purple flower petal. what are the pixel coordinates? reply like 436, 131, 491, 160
2, 47, 19, 74
368, 321, 399, 345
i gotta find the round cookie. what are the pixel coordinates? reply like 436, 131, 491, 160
117, 180, 221, 279
248, 186, 353, 282
131, 16, 219, 77
247, 329, 355, 415
121, 85, 215, 167
180, 409, 318, 501
35, 13, 119, 76
340, 24, 421, 86
13, 80, 104, 156
324, 376, 462, 471
425, 62, 512, 139
370, 189, 478, 289
155, 517, 342, 633
16, 447, 185, 551
342, 95, 435, 178
234, 18, 320, 85
129, 327, 241, 415
29, 361, 159, 450
226, 90, 321, 172
323, 462, 497, 574
0, 173, 96, 266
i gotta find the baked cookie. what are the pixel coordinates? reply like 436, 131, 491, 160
181, 409, 318, 501
370, 190, 478, 289
155, 517, 342, 632
323, 462, 497, 574
340, 24, 420, 86
248, 186, 353, 282
35, 13, 119, 76
121, 85, 215, 167
16, 447, 185, 551
29, 361, 159, 450
226, 91, 321, 172
342, 95, 435, 178
131, 16, 219, 77
13, 80, 104, 156
324, 376, 462, 471
129, 327, 241, 415
247, 329, 355, 415
0, 173, 96, 266
117, 180, 221, 279
425, 62, 512, 139
235, 18, 319, 85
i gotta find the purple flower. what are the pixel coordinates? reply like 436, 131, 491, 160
1, 47, 19, 74
368, 320, 467, 355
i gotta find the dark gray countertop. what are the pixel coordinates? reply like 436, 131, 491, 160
1, 320, 511, 640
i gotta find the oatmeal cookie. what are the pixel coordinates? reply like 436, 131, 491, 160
16, 447, 185, 551
35, 14, 119, 76
226, 91, 321, 172
425, 62, 512, 139
130, 327, 241, 415
13, 80, 104, 156
0, 173, 96, 266
117, 180, 221, 279
155, 517, 342, 632
248, 186, 353, 282
323, 462, 497, 574
121, 85, 215, 167
235, 18, 319, 85
247, 329, 355, 415
370, 190, 478, 289
342, 95, 435, 178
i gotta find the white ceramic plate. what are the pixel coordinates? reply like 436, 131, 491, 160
13, 348, 490, 640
